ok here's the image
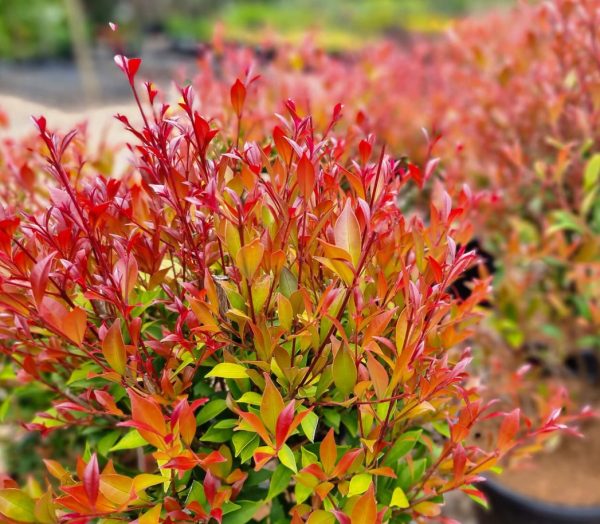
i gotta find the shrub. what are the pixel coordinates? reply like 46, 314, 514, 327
0, 54, 570, 523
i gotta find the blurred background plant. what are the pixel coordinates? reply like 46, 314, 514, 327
0, 0, 516, 62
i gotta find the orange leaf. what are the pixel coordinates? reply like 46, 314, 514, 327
260, 375, 284, 434
102, 320, 127, 375
413, 501, 441, 517
498, 408, 520, 451
298, 154, 315, 199
320, 428, 337, 475
366, 353, 389, 400
235, 239, 264, 281
230, 79, 246, 116
128, 391, 166, 446
350, 484, 377, 524
363, 308, 396, 346
39, 297, 87, 346
238, 411, 272, 447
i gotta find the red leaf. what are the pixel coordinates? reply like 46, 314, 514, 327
275, 401, 295, 449
332, 449, 362, 477
359, 139, 372, 164
332, 510, 351, 524
428, 255, 444, 283
453, 444, 466, 483
114, 55, 142, 85
83, 453, 99, 506
198, 450, 227, 468
30, 252, 55, 306
164, 456, 199, 472
204, 470, 218, 505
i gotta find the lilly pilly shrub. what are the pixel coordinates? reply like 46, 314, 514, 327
0, 58, 561, 524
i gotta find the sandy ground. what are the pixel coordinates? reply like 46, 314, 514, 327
0, 94, 137, 144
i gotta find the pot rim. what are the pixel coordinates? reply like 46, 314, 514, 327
481, 476, 600, 517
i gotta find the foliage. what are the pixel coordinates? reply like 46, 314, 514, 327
180, 0, 600, 412
0, 43, 570, 522
0, 0, 71, 60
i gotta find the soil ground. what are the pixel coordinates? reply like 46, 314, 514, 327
497, 417, 600, 506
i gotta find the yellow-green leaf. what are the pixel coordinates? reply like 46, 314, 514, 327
334, 200, 361, 268
390, 486, 409, 508
33, 490, 57, 524
206, 362, 249, 379
0, 489, 36, 523
277, 293, 294, 331
277, 444, 297, 472
584, 153, 600, 192
347, 473, 372, 497
332, 344, 357, 396
139, 503, 162, 524
306, 510, 335, 524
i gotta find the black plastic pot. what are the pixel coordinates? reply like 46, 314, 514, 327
476, 477, 600, 524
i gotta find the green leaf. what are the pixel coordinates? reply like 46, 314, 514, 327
222, 500, 261, 524
98, 431, 120, 456
548, 210, 583, 234
222, 501, 242, 515
301, 446, 319, 467
214, 419, 238, 429
277, 444, 297, 472
186, 480, 206, 506
0, 489, 36, 523
206, 363, 249, 379
66, 362, 96, 385
347, 473, 372, 497
431, 421, 450, 439
390, 486, 409, 508
279, 267, 298, 298
200, 424, 234, 443
196, 398, 228, 425
0, 396, 11, 423
233, 432, 260, 463
110, 430, 146, 452
267, 464, 293, 501
384, 430, 421, 467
